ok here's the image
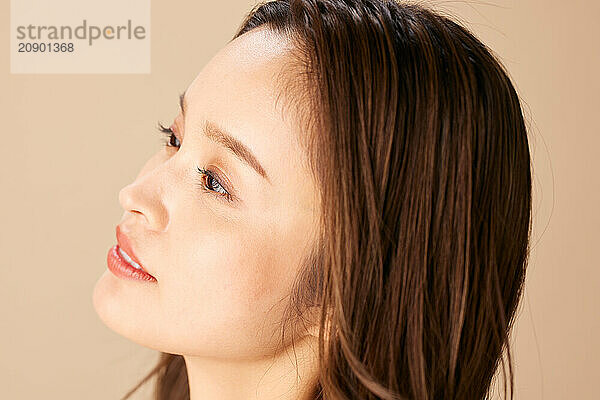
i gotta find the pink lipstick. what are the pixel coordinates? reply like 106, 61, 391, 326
107, 244, 157, 282
106, 225, 157, 282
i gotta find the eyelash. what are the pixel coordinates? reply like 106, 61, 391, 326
157, 122, 234, 203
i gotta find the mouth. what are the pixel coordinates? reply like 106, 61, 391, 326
118, 246, 145, 271
113, 225, 157, 281
107, 244, 157, 283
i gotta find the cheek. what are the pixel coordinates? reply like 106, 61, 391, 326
172, 199, 298, 309
157, 220, 296, 356
206, 233, 292, 321
222, 236, 291, 309
166, 217, 288, 308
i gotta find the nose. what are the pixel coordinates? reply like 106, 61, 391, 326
118, 160, 170, 232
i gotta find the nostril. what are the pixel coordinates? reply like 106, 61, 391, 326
130, 209, 148, 224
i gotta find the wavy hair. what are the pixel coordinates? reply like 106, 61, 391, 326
122, 1, 532, 399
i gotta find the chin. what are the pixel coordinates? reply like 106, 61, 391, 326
92, 271, 129, 334
91, 270, 163, 350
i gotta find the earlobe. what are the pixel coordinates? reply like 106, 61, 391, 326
304, 306, 335, 341
307, 322, 320, 339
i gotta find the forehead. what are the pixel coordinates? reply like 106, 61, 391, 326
184, 28, 304, 186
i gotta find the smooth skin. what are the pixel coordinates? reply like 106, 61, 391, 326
93, 26, 322, 400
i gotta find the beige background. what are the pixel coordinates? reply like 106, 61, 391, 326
1, 0, 598, 398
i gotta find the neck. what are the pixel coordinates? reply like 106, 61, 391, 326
183, 334, 320, 400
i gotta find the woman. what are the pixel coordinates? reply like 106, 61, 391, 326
92, 0, 532, 399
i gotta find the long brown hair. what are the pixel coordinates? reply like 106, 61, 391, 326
121, 1, 532, 399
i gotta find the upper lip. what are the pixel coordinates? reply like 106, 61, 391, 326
115, 225, 154, 277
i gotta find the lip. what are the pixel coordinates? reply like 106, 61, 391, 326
106, 225, 157, 282
116, 225, 145, 268
107, 245, 157, 282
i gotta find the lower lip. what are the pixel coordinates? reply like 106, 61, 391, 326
107, 244, 157, 283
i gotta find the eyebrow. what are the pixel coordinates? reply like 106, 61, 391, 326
179, 92, 272, 185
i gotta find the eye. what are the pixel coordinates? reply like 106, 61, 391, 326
197, 166, 234, 203
157, 122, 181, 149
156, 121, 234, 204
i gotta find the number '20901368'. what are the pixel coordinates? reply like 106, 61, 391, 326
18, 42, 74, 52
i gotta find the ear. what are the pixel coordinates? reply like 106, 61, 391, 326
300, 305, 320, 339
306, 321, 320, 339
304, 306, 334, 340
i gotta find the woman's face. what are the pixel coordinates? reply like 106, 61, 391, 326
93, 27, 321, 358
